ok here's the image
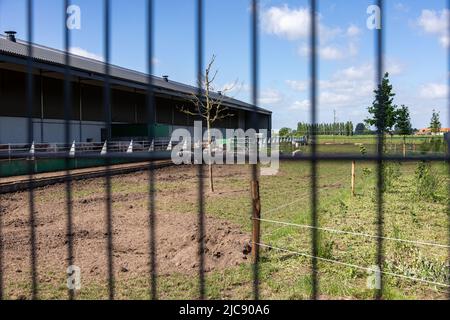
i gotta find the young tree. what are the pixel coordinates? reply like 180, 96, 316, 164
395, 105, 412, 157
365, 73, 401, 191
296, 122, 306, 136
365, 72, 398, 136
179, 55, 233, 193
429, 109, 441, 135
345, 121, 354, 136
355, 123, 366, 135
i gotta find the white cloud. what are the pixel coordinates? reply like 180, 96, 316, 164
335, 64, 372, 80
262, 5, 310, 40
152, 57, 160, 66
439, 35, 450, 48
320, 92, 353, 106
346, 25, 361, 37
419, 83, 448, 99
299, 43, 357, 61
261, 5, 342, 42
289, 99, 310, 111
417, 9, 449, 48
395, 3, 410, 13
319, 45, 345, 60
259, 89, 283, 105
386, 61, 403, 76
69, 47, 104, 61
286, 80, 308, 92
418, 9, 448, 34
262, 5, 362, 61
218, 82, 250, 98
286, 64, 381, 109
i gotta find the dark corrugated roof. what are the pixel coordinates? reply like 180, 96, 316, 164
0, 37, 271, 115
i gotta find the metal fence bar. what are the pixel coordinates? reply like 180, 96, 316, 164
26, 0, 38, 300
250, 0, 260, 300
447, 0, 450, 301
103, 0, 114, 300
309, 0, 319, 300
63, 0, 75, 301
375, 0, 385, 300
146, 0, 157, 300
196, 0, 206, 300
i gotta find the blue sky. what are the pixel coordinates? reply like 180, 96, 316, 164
0, 0, 448, 130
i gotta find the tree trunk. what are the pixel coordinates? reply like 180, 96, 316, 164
207, 120, 214, 193
403, 136, 406, 158
351, 160, 356, 197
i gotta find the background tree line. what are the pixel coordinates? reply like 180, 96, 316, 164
279, 121, 355, 137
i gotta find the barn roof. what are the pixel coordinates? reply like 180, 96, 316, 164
0, 36, 271, 115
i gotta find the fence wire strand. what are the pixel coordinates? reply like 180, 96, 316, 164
255, 218, 450, 249
256, 242, 450, 289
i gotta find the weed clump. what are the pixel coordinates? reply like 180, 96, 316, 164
414, 161, 441, 200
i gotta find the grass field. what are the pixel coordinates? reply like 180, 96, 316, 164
1, 159, 448, 300
279, 135, 447, 157
315, 135, 444, 145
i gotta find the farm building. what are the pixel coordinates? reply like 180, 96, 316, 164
0, 32, 272, 144
416, 128, 450, 136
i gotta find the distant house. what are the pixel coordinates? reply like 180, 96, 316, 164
416, 128, 450, 136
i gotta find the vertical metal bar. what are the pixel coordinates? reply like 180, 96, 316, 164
250, 0, 260, 300
103, 0, 114, 300
0, 186, 2, 300
63, 0, 75, 301
251, 180, 261, 262
196, 0, 206, 300
26, 0, 38, 300
146, 0, 157, 300
375, 0, 385, 300
309, 0, 319, 300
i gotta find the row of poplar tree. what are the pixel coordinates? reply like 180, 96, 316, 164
282, 122, 355, 136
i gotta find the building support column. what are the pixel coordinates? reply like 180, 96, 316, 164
134, 89, 138, 124
79, 79, 83, 142
40, 70, 44, 143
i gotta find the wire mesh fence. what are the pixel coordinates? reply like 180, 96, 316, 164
0, 0, 448, 301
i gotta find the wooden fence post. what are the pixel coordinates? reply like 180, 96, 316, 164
251, 180, 261, 262
351, 160, 356, 197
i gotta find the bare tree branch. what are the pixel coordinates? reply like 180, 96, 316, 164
178, 55, 234, 126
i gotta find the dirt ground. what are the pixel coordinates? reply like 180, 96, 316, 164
0, 165, 252, 297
